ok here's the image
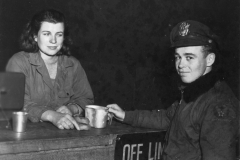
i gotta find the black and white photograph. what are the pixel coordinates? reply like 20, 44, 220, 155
0, 0, 239, 159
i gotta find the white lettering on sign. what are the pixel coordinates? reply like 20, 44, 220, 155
158, 142, 163, 159
131, 144, 136, 160
122, 143, 143, 160
123, 144, 130, 160
137, 144, 143, 159
122, 142, 163, 160
148, 142, 163, 160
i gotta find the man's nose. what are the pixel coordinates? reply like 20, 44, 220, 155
178, 59, 185, 69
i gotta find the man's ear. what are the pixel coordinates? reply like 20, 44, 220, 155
206, 53, 215, 67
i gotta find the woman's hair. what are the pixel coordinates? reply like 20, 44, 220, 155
20, 9, 72, 56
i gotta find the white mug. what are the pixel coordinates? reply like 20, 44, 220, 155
85, 105, 109, 128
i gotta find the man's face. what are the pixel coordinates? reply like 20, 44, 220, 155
174, 46, 212, 83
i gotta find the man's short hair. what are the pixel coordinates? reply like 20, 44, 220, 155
202, 45, 218, 57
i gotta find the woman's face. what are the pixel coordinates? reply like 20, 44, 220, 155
34, 21, 64, 56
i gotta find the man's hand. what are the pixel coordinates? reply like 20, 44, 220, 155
106, 104, 125, 121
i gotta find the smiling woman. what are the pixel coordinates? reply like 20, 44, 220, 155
35, 22, 64, 79
5, 9, 94, 131
35, 22, 64, 57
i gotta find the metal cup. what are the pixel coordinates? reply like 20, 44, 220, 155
85, 105, 109, 128
12, 111, 28, 132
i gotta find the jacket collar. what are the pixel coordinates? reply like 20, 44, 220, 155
28, 52, 74, 68
28, 52, 74, 90
28, 52, 42, 66
179, 71, 223, 103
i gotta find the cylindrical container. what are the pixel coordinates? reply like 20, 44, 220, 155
85, 105, 108, 128
12, 111, 28, 132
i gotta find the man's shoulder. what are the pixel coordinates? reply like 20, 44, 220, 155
207, 81, 239, 120
212, 81, 238, 104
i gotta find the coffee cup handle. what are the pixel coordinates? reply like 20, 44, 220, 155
107, 113, 114, 125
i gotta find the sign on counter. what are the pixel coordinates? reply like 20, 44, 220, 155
114, 131, 166, 160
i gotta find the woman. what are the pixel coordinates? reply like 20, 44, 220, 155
6, 9, 94, 130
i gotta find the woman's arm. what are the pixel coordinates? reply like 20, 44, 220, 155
65, 59, 94, 115
6, 53, 54, 122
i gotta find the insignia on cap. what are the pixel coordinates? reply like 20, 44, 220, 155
179, 22, 190, 36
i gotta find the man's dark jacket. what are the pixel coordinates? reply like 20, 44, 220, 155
124, 72, 239, 160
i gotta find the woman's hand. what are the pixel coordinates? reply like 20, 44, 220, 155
74, 116, 91, 130
106, 104, 125, 121
56, 106, 73, 116
41, 110, 81, 130
66, 103, 84, 116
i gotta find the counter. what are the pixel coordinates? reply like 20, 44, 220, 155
0, 120, 166, 160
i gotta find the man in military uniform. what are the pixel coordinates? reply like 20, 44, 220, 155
107, 20, 239, 160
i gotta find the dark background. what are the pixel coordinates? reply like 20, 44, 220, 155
0, 0, 239, 111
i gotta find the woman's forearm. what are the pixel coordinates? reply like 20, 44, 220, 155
41, 110, 56, 122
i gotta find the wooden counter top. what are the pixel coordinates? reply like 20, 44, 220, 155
0, 120, 166, 160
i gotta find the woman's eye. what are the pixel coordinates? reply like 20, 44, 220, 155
43, 33, 50, 36
186, 56, 193, 60
57, 34, 63, 37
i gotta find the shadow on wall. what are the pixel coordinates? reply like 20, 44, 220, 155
0, 0, 239, 110
68, 0, 239, 108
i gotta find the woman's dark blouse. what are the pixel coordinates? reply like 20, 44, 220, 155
6, 51, 94, 122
